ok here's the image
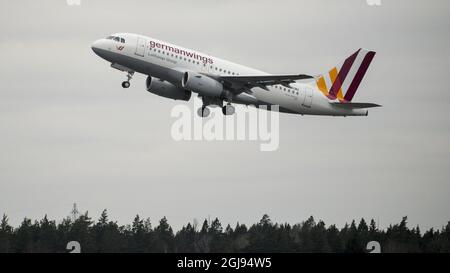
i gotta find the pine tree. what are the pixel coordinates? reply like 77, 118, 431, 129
327, 224, 343, 252
69, 211, 94, 252
297, 216, 316, 252
357, 218, 369, 248
245, 214, 278, 252
200, 219, 209, 234
132, 215, 144, 234
345, 220, 363, 252
36, 215, 58, 252
93, 210, 123, 253
232, 222, 249, 251
0, 214, 13, 252
441, 222, 450, 252
209, 218, 226, 252
259, 214, 272, 227
175, 223, 196, 252
369, 219, 378, 234
129, 215, 151, 252
154, 217, 174, 253
14, 218, 34, 252
196, 219, 211, 253
209, 218, 223, 234
225, 224, 233, 235
310, 220, 330, 252
144, 217, 152, 233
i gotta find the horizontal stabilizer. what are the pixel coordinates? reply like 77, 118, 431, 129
330, 102, 381, 109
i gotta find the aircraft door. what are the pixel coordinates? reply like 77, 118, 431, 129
302, 87, 313, 108
135, 37, 146, 57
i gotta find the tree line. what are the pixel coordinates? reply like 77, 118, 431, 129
0, 211, 449, 253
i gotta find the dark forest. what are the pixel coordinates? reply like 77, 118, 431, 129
0, 211, 449, 253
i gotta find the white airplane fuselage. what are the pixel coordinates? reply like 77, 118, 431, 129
92, 33, 374, 117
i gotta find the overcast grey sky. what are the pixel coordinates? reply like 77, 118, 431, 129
0, 0, 449, 231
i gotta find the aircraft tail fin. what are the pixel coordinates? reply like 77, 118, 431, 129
315, 48, 376, 102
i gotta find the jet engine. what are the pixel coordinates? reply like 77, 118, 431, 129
146, 76, 191, 101
181, 71, 224, 98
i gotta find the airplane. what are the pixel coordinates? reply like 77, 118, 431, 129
91, 33, 380, 117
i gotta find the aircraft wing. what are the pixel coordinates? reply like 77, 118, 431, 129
330, 102, 382, 109
210, 74, 314, 92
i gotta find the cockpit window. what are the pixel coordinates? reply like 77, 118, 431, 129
106, 36, 125, 43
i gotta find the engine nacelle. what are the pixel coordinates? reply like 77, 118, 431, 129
181, 71, 223, 98
146, 76, 191, 101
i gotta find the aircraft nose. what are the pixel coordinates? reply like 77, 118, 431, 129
91, 39, 102, 55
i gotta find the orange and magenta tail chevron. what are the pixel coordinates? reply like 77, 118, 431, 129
316, 49, 376, 102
